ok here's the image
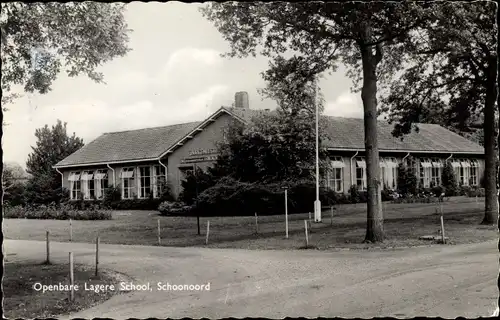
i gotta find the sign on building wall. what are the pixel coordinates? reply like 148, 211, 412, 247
188, 148, 217, 156
181, 148, 219, 164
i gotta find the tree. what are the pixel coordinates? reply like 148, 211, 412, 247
441, 161, 459, 197
201, 2, 432, 242
396, 161, 418, 196
1, 2, 131, 105
2, 162, 29, 206
25, 120, 84, 204
380, 2, 498, 225
179, 167, 215, 205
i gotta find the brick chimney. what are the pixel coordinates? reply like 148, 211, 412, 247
234, 91, 249, 109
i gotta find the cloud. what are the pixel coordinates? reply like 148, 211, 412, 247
324, 91, 363, 118
2, 84, 230, 168
164, 47, 222, 70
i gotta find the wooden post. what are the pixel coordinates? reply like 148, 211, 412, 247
440, 216, 446, 244
69, 219, 72, 242
46, 231, 50, 264
157, 219, 161, 245
205, 221, 210, 245
330, 206, 334, 226
285, 189, 288, 239
95, 236, 100, 276
255, 212, 258, 234
197, 216, 201, 235
69, 252, 74, 302
304, 220, 309, 248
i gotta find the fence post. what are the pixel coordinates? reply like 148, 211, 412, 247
95, 236, 100, 276
330, 206, 334, 226
205, 221, 210, 245
304, 220, 309, 248
69, 219, 72, 242
255, 212, 258, 234
440, 215, 446, 244
46, 231, 50, 264
157, 219, 161, 245
285, 189, 289, 239
69, 252, 75, 302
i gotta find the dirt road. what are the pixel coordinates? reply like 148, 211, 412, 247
4, 239, 498, 318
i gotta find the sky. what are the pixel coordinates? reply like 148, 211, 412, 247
3, 2, 363, 168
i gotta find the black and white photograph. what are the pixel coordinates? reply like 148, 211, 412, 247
1, 1, 499, 318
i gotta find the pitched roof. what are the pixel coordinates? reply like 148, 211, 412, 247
55, 106, 483, 168
223, 107, 484, 154
55, 121, 202, 167
321, 117, 484, 153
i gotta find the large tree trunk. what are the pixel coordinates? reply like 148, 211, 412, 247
360, 36, 384, 243
481, 60, 498, 225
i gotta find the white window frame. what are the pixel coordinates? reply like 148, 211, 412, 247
355, 157, 366, 191
68, 171, 82, 200
420, 158, 432, 188
469, 159, 479, 186
137, 166, 153, 199
120, 167, 135, 199
94, 169, 108, 200
430, 159, 443, 187
81, 170, 95, 200
380, 157, 398, 190
329, 157, 344, 193
458, 159, 471, 186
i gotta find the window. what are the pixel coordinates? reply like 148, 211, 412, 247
380, 157, 398, 190
68, 171, 81, 200
419, 158, 432, 188
459, 159, 471, 186
153, 165, 167, 198
81, 171, 95, 200
355, 157, 366, 191
94, 169, 108, 200
431, 159, 443, 186
329, 157, 344, 192
120, 167, 135, 199
222, 127, 229, 143
469, 160, 479, 186
451, 160, 461, 182
138, 166, 152, 199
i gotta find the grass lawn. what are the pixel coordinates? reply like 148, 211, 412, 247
2, 262, 130, 319
3, 196, 497, 250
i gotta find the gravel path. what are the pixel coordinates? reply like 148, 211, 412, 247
4, 239, 498, 318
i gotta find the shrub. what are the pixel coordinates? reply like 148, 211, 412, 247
158, 201, 194, 216
458, 185, 471, 196
466, 187, 485, 197
102, 185, 121, 207
431, 185, 446, 197
397, 162, 418, 197
381, 188, 395, 202
4, 203, 112, 220
348, 185, 361, 203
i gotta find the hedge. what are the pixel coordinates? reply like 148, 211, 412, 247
4, 203, 112, 220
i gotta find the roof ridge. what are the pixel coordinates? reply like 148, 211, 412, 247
103, 121, 202, 135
